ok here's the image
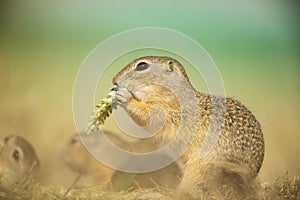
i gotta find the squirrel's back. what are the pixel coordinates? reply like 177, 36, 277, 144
197, 93, 264, 177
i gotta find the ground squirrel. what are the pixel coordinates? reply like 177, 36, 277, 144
112, 56, 264, 198
63, 134, 115, 189
0, 135, 40, 184
63, 133, 181, 191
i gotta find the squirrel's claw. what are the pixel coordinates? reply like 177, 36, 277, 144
115, 88, 132, 108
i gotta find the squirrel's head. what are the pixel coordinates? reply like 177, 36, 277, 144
0, 135, 40, 183
112, 56, 189, 90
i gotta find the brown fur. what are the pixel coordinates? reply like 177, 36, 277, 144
63, 133, 181, 191
112, 56, 264, 198
0, 135, 40, 184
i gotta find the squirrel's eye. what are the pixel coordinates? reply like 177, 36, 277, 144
4, 136, 10, 143
70, 138, 78, 145
12, 149, 20, 162
135, 62, 149, 71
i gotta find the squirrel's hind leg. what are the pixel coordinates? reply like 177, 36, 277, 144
176, 158, 259, 199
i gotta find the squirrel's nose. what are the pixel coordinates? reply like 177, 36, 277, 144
112, 77, 120, 88
111, 87, 118, 91
112, 77, 118, 86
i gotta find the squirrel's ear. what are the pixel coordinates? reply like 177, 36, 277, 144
166, 61, 174, 73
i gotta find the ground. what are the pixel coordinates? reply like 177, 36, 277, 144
0, 174, 299, 200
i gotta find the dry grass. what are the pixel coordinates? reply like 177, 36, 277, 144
0, 179, 174, 200
0, 174, 299, 200
258, 174, 300, 200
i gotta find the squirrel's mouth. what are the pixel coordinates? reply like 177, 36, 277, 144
129, 88, 147, 102
128, 88, 148, 101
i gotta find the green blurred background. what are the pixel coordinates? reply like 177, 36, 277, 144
0, 0, 299, 185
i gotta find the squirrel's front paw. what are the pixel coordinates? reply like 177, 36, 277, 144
115, 88, 132, 108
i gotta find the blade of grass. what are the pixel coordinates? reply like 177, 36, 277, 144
60, 174, 82, 200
